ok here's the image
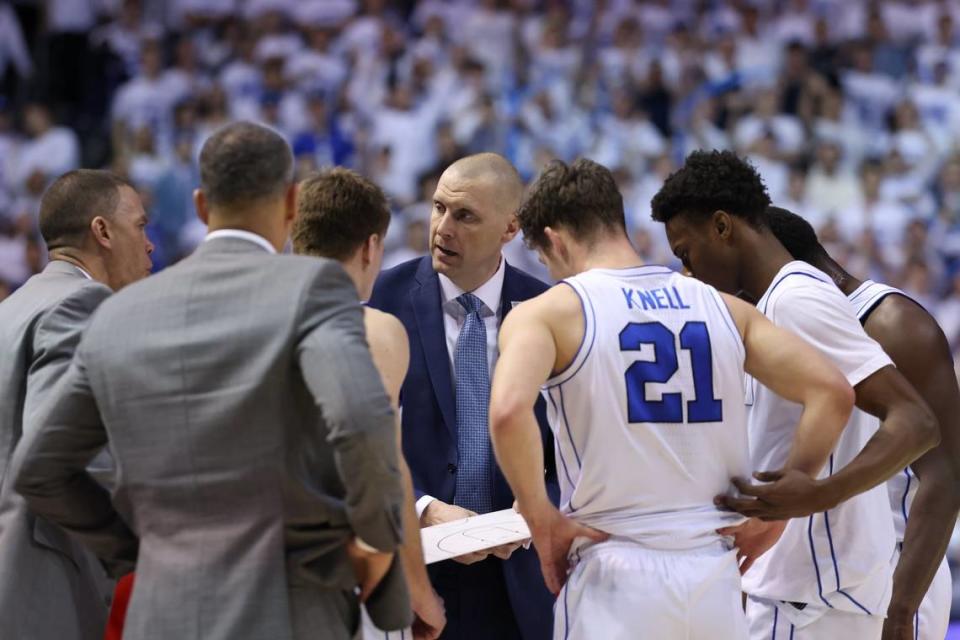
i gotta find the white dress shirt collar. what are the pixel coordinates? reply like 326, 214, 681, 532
438, 255, 506, 317
204, 229, 277, 254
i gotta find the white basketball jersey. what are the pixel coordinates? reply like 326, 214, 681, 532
541, 266, 749, 551
848, 279, 917, 542
741, 262, 896, 623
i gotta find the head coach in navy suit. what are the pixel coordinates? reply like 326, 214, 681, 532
368, 153, 558, 640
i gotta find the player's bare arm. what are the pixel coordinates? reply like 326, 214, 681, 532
364, 308, 445, 640
489, 285, 607, 596
863, 298, 960, 639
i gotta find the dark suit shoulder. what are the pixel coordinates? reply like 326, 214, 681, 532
504, 262, 550, 298
369, 257, 427, 310
374, 258, 424, 290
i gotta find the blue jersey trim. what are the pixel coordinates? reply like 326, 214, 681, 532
760, 271, 832, 316
558, 386, 583, 468
824, 455, 873, 615
901, 467, 912, 530
546, 390, 577, 498
546, 281, 597, 389
807, 514, 834, 609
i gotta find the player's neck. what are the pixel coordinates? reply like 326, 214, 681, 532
815, 254, 861, 296
738, 229, 794, 301
580, 238, 643, 272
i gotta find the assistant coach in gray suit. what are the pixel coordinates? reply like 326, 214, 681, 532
0, 169, 154, 640
14, 122, 409, 640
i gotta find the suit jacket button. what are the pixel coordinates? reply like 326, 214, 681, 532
447, 463, 457, 473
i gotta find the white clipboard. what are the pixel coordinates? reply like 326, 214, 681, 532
420, 508, 531, 564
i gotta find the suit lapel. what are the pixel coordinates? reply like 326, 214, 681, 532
411, 259, 458, 442
498, 262, 524, 322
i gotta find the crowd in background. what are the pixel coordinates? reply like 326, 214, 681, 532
1, 0, 960, 621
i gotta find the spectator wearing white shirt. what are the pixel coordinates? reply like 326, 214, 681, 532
284, 25, 347, 94
678, 97, 730, 158
8, 104, 79, 200
804, 139, 863, 217
842, 42, 900, 132
219, 30, 262, 104
597, 16, 651, 91
916, 12, 960, 84
747, 133, 790, 202
161, 36, 212, 108
462, 0, 517, 90
882, 0, 939, 44
841, 160, 915, 249
589, 90, 665, 179
369, 82, 442, 204
771, 0, 816, 45
112, 40, 175, 138
90, 0, 158, 79
908, 62, 960, 148
733, 88, 805, 159
250, 4, 303, 63
778, 165, 826, 228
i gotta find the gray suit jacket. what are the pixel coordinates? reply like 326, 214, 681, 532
0, 260, 114, 640
13, 237, 409, 640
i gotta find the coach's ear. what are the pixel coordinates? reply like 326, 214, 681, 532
712, 210, 733, 241
194, 189, 209, 226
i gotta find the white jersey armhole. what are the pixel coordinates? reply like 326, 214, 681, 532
544, 279, 597, 389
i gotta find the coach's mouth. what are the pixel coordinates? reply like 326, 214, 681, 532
435, 244, 459, 259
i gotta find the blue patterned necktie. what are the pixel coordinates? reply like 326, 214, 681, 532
453, 292, 494, 514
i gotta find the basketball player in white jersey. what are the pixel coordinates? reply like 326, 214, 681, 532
488, 158, 862, 639
293, 168, 446, 640
767, 206, 957, 640
651, 150, 938, 640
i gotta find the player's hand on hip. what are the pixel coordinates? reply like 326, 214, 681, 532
420, 500, 490, 564
525, 506, 609, 596
717, 517, 787, 574
411, 586, 446, 640
345, 540, 394, 602
714, 469, 830, 520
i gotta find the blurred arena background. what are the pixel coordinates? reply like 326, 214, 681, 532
0, 0, 959, 632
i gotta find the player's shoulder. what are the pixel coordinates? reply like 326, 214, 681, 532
765, 262, 844, 308
363, 306, 408, 344
868, 292, 946, 352
508, 281, 580, 325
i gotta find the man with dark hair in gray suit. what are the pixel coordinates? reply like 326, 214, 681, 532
0, 169, 154, 640
14, 121, 409, 640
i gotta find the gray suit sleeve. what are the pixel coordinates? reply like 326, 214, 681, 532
13, 290, 138, 577
296, 261, 404, 552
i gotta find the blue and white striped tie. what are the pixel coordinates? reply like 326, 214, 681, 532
453, 292, 494, 514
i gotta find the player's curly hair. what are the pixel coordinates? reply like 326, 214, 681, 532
518, 158, 626, 251
650, 150, 771, 227
766, 206, 825, 262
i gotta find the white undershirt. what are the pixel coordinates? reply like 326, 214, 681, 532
204, 228, 277, 254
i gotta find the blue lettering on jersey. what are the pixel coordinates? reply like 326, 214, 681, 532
621, 286, 691, 311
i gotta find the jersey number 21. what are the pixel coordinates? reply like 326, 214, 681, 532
619, 321, 723, 424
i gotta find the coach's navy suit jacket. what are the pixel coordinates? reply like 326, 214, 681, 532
369, 256, 559, 640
